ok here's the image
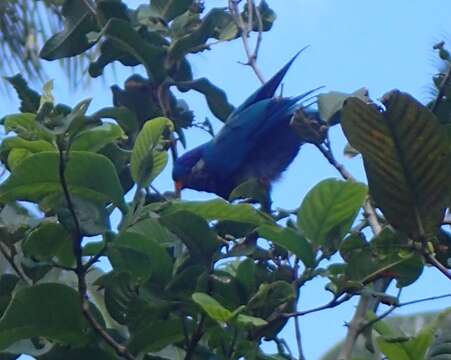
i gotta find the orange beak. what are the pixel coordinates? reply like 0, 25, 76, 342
175, 181, 183, 198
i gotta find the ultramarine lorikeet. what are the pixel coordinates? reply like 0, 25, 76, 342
172, 51, 318, 199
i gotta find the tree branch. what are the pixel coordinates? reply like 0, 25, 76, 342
0, 242, 29, 284
58, 145, 135, 360
229, 0, 266, 84
283, 294, 353, 318
423, 251, 451, 281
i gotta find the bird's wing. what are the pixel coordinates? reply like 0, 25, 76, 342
203, 95, 306, 176
230, 48, 308, 118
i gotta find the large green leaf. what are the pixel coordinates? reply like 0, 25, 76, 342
130, 117, 172, 187
160, 210, 219, 263
0, 151, 126, 211
342, 91, 451, 239
40, 0, 98, 60
71, 123, 125, 152
159, 198, 272, 226
22, 222, 74, 267
176, 78, 235, 122
297, 179, 367, 247
192, 292, 232, 322
0, 283, 91, 350
110, 231, 173, 285
258, 224, 315, 268
3, 114, 53, 142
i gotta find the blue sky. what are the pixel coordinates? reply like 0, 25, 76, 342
4, 1, 451, 359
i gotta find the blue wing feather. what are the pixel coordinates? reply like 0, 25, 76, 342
230, 47, 308, 117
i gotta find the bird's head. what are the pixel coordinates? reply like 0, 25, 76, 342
172, 143, 215, 196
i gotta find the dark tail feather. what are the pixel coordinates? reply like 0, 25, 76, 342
232, 46, 310, 116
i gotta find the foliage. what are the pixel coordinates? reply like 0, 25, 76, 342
0, 1, 450, 360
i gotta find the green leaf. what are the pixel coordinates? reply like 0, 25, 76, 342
159, 198, 272, 226
176, 78, 235, 122
71, 123, 125, 152
1, 137, 55, 153
23, 222, 74, 267
258, 224, 315, 268
130, 117, 172, 187
55, 196, 111, 236
110, 231, 173, 285
247, 281, 295, 319
235, 259, 257, 301
0, 151, 126, 212
192, 292, 232, 322
298, 178, 367, 247
129, 319, 189, 354
341, 91, 451, 239
234, 314, 268, 328
150, 0, 194, 21
89, 19, 166, 81
160, 210, 220, 263
92, 106, 139, 136
3, 114, 53, 142
40, 0, 98, 60
127, 218, 180, 247
0, 283, 91, 350
5, 75, 41, 113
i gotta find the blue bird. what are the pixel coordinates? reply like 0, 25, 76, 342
172, 51, 318, 199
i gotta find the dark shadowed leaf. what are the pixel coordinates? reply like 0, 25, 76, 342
40, 0, 98, 60
92, 106, 139, 136
0, 283, 91, 350
38, 345, 117, 360
160, 210, 219, 263
341, 91, 451, 239
129, 319, 189, 354
149, 0, 194, 21
176, 78, 235, 122
298, 178, 367, 247
5, 75, 41, 113
168, 9, 238, 60
0, 274, 19, 316
89, 19, 166, 81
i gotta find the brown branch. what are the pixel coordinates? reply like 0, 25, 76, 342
229, 0, 266, 84
283, 294, 353, 318
0, 242, 29, 284
58, 145, 135, 360
294, 316, 306, 360
423, 251, 451, 281
315, 140, 386, 359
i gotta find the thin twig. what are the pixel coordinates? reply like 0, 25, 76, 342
0, 242, 29, 284
229, 0, 266, 84
423, 251, 451, 280
58, 145, 135, 360
283, 294, 353, 318
294, 316, 306, 360
315, 140, 386, 359
337, 295, 370, 360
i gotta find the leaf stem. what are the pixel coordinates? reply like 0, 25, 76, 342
0, 242, 29, 284
57, 144, 135, 360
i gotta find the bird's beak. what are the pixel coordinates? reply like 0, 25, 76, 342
175, 181, 183, 198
